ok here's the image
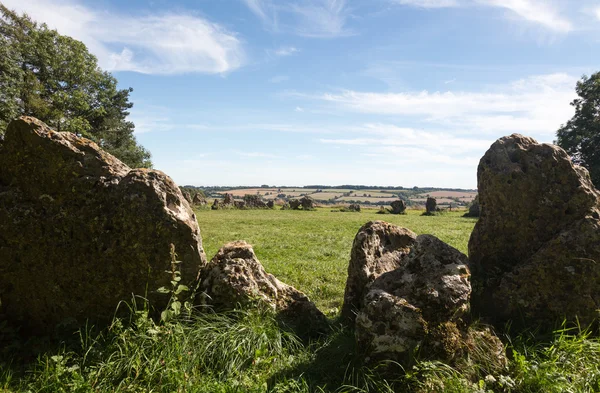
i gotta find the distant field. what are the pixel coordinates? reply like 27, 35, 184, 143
417, 190, 477, 199
338, 196, 395, 203
196, 208, 476, 311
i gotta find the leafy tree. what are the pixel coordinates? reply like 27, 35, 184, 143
556, 72, 600, 188
0, 5, 151, 168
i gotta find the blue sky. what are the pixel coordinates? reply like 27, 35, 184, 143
6, 0, 600, 188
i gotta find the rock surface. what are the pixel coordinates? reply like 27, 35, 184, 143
469, 134, 600, 326
348, 204, 361, 212
192, 193, 206, 206
425, 197, 437, 215
0, 117, 207, 332
463, 195, 480, 218
289, 200, 301, 210
355, 235, 472, 362
300, 196, 315, 210
197, 241, 329, 337
390, 200, 406, 214
340, 221, 417, 323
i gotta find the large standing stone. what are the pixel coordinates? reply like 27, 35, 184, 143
192, 193, 207, 206
389, 200, 406, 214
469, 134, 600, 326
463, 195, 480, 218
425, 197, 437, 215
340, 221, 417, 323
197, 241, 329, 337
0, 117, 207, 332
300, 196, 315, 210
355, 235, 472, 363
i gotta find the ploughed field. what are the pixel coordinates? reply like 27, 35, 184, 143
196, 208, 476, 312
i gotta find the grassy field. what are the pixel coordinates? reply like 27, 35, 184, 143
2, 208, 599, 393
197, 208, 476, 311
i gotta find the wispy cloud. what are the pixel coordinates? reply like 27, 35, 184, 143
274, 46, 300, 56
307, 73, 577, 136
4, 0, 245, 74
392, 0, 573, 32
391, 0, 459, 8
241, 0, 353, 38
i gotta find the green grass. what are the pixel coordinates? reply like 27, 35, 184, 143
2, 208, 599, 393
197, 208, 476, 311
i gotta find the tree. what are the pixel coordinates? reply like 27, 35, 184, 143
556, 72, 600, 189
0, 5, 151, 168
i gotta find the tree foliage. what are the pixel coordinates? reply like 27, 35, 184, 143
0, 5, 151, 168
556, 72, 600, 189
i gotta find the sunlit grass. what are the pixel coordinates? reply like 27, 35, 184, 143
196, 208, 476, 311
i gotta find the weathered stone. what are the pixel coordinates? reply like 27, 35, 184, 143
211, 199, 219, 210
340, 221, 417, 323
197, 241, 329, 337
424, 197, 437, 215
192, 193, 206, 206
234, 200, 246, 209
389, 200, 406, 214
289, 199, 301, 210
182, 190, 193, 204
267, 200, 275, 209
463, 195, 480, 218
469, 134, 600, 327
0, 117, 207, 332
348, 204, 361, 212
355, 235, 472, 363
243, 194, 268, 209
223, 193, 234, 206
300, 196, 315, 210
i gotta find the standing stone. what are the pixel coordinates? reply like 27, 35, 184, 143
223, 193, 234, 206
0, 117, 207, 332
340, 221, 417, 323
463, 195, 480, 218
289, 199, 301, 210
300, 196, 315, 210
469, 134, 600, 327
197, 241, 329, 337
348, 204, 361, 212
182, 190, 193, 204
211, 199, 220, 210
267, 200, 275, 209
389, 200, 406, 214
193, 193, 207, 206
425, 197, 437, 215
355, 235, 472, 363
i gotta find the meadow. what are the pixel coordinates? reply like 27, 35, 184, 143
197, 208, 475, 312
1, 208, 599, 393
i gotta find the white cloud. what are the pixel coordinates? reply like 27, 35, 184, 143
295, 106, 305, 112
477, 0, 572, 32
391, 0, 459, 8
4, 0, 244, 74
393, 0, 572, 32
241, 0, 353, 37
274, 46, 300, 56
311, 73, 577, 136
595, 6, 600, 20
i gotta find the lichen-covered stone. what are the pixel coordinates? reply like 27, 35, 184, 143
463, 195, 480, 218
0, 117, 207, 332
425, 197, 437, 215
355, 235, 471, 363
469, 134, 600, 327
389, 200, 406, 214
300, 196, 315, 210
340, 221, 417, 323
197, 241, 329, 337
192, 193, 206, 206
